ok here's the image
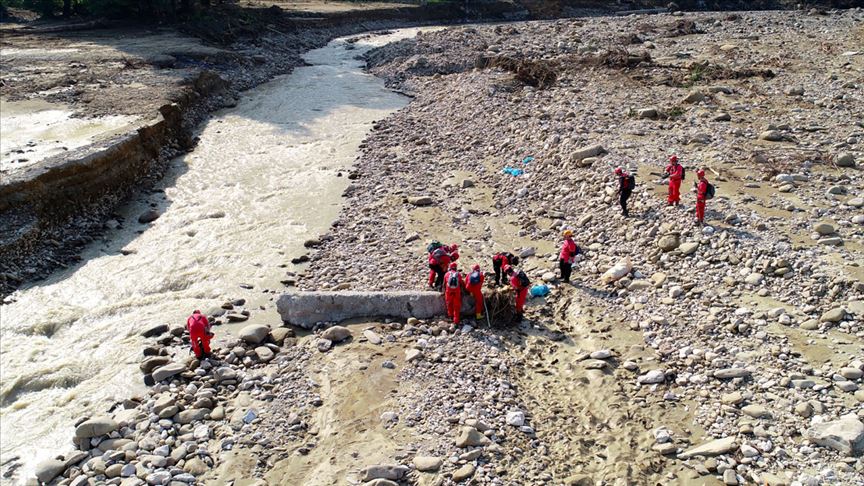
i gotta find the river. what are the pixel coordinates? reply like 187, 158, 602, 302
0, 27, 429, 480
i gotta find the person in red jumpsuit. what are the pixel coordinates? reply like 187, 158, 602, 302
186, 310, 212, 359
506, 265, 529, 320
695, 169, 709, 225
464, 264, 485, 320
443, 262, 464, 324
491, 252, 519, 286
559, 230, 578, 283
665, 155, 685, 206
427, 244, 459, 290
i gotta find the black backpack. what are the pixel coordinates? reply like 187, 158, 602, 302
427, 241, 443, 253
681, 166, 686, 180
705, 183, 715, 200
625, 174, 636, 190
432, 247, 447, 263
516, 270, 530, 288
447, 272, 461, 289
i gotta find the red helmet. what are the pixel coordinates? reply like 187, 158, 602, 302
472, 264, 481, 271
450, 244, 458, 251
449, 262, 458, 270
193, 310, 201, 314
614, 167, 624, 176
697, 169, 706, 178
669, 155, 679, 163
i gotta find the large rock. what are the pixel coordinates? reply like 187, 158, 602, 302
452, 463, 476, 482
34, 459, 66, 483
239, 324, 270, 344
277, 291, 450, 329
151, 363, 186, 382
183, 457, 209, 476
820, 307, 846, 323
678, 436, 738, 459
814, 222, 835, 235
805, 415, 864, 456
407, 196, 433, 206
75, 417, 118, 438
714, 368, 750, 379
176, 408, 210, 424
455, 426, 491, 447
140, 356, 171, 374
321, 325, 352, 342
657, 234, 680, 252
360, 465, 409, 482
679, 241, 699, 255
254, 346, 274, 362
413, 456, 442, 472
571, 144, 606, 161
835, 152, 856, 168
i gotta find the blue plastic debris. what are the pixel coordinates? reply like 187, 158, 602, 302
530, 284, 550, 297
522, 156, 534, 164
503, 166, 524, 176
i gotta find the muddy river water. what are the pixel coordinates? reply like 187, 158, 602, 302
0, 28, 432, 479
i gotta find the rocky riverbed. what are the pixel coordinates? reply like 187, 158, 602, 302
23, 8, 864, 486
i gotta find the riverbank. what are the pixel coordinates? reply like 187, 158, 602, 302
0, 0, 527, 297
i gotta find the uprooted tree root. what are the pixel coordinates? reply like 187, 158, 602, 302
475, 56, 558, 89
688, 63, 776, 82
481, 287, 519, 327
573, 49, 653, 69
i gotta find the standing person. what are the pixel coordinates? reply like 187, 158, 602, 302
664, 155, 685, 207
464, 264, 485, 320
491, 252, 520, 286
186, 310, 213, 359
558, 230, 579, 283
614, 167, 635, 217
506, 266, 530, 321
694, 169, 712, 225
443, 262, 464, 325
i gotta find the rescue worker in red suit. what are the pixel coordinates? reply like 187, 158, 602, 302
491, 252, 519, 287
186, 310, 212, 359
559, 230, 578, 283
506, 265, 529, 320
464, 264, 485, 320
664, 155, 685, 206
695, 169, 709, 225
427, 244, 458, 290
443, 262, 464, 324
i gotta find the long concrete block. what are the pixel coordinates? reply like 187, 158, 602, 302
277, 291, 476, 328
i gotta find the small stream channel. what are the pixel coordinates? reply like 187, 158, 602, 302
0, 27, 432, 480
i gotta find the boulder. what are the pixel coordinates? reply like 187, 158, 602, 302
176, 408, 210, 424
140, 356, 171, 374
254, 346, 275, 362
360, 464, 409, 482
638, 370, 666, 384
183, 457, 209, 476
714, 368, 750, 379
678, 436, 738, 459
34, 459, 66, 483
506, 411, 525, 426
571, 144, 606, 161
407, 196, 433, 206
75, 417, 119, 438
657, 234, 680, 252
413, 456, 443, 472
269, 327, 293, 345
452, 463, 476, 482
759, 130, 784, 142
835, 152, 856, 168
814, 222, 835, 235
151, 363, 186, 382
239, 324, 270, 344
638, 107, 659, 119
321, 325, 352, 342
820, 307, 846, 323
679, 241, 699, 255
683, 90, 705, 103
138, 210, 161, 224
455, 426, 491, 447
805, 415, 864, 456
140, 324, 168, 338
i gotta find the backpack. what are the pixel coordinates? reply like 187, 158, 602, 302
447, 272, 461, 289
469, 270, 482, 285
705, 182, 715, 200
516, 270, 530, 288
681, 166, 686, 180
427, 241, 443, 253
625, 174, 636, 190
432, 247, 448, 263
